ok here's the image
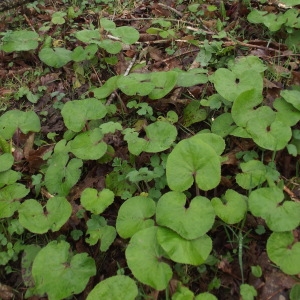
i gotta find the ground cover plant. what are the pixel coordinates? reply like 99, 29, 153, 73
0, 0, 300, 299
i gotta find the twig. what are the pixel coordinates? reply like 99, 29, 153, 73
23, 14, 36, 32
157, 3, 183, 18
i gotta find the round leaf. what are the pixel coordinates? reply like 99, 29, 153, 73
249, 187, 300, 232
149, 71, 178, 100
211, 113, 237, 137
191, 133, 225, 156
31, 241, 96, 299
81, 188, 114, 215
110, 26, 140, 44
166, 137, 221, 191
116, 196, 156, 238
69, 129, 107, 160
87, 275, 138, 300
157, 227, 212, 265
39, 48, 72, 68
267, 231, 300, 275
125, 227, 172, 290
156, 191, 215, 239
195, 292, 218, 300
274, 97, 300, 126
0, 153, 14, 172
212, 190, 247, 224
18, 197, 72, 234
210, 69, 263, 102
61, 98, 107, 132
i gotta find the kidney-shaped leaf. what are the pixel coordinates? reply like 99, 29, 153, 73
157, 227, 212, 265
81, 188, 114, 215
0, 183, 29, 218
212, 189, 247, 224
125, 227, 172, 290
61, 98, 107, 132
18, 197, 72, 234
281, 89, 300, 111
166, 137, 221, 191
191, 133, 225, 156
31, 240, 96, 299
39, 48, 72, 68
69, 128, 107, 160
249, 187, 300, 231
267, 231, 300, 275
110, 26, 140, 44
0, 110, 41, 139
116, 196, 156, 239
149, 71, 178, 100
156, 191, 215, 239
87, 275, 138, 300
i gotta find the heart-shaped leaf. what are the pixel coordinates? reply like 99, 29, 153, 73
267, 231, 300, 275
80, 188, 114, 215
281, 89, 300, 111
212, 190, 247, 224
274, 97, 300, 126
125, 227, 172, 290
210, 69, 263, 102
157, 227, 212, 265
30, 240, 96, 299
18, 197, 72, 234
211, 113, 237, 137
249, 187, 300, 231
176, 68, 208, 87
0, 110, 40, 139
87, 275, 138, 300
156, 191, 215, 239
0, 183, 29, 218
69, 129, 107, 160
61, 98, 107, 132
116, 196, 156, 238
166, 136, 221, 191
0, 153, 14, 172
110, 26, 140, 44
39, 48, 72, 68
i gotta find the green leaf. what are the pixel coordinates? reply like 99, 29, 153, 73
212, 190, 247, 224
192, 133, 225, 156
18, 197, 72, 234
0, 153, 14, 172
211, 113, 237, 137
125, 227, 172, 290
80, 188, 114, 214
157, 227, 212, 265
71, 44, 98, 62
195, 292, 218, 300
86, 215, 116, 252
149, 71, 178, 100
267, 231, 300, 275
166, 137, 221, 191
249, 187, 300, 231
51, 11, 66, 25
240, 284, 257, 300
0, 170, 21, 188
182, 101, 207, 127
230, 55, 267, 75
110, 26, 140, 44
92, 76, 119, 99
0, 110, 41, 139
156, 191, 215, 239
125, 121, 177, 156
0, 184, 29, 218
61, 98, 107, 132
100, 18, 116, 30
39, 48, 72, 68
31, 240, 96, 299
247, 118, 291, 151
236, 160, 267, 190
231, 89, 265, 127
45, 155, 82, 197
1, 30, 39, 52
176, 68, 208, 87
117, 73, 154, 96
290, 284, 300, 300
87, 275, 138, 300
69, 129, 107, 160
75, 29, 101, 43
116, 196, 156, 239
210, 69, 263, 102
280, 89, 300, 111
274, 97, 300, 126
